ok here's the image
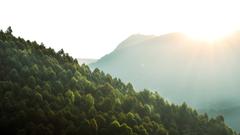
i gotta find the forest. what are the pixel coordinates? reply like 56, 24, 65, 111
0, 27, 238, 135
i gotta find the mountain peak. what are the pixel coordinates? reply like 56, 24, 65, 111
115, 34, 156, 51
115, 32, 188, 51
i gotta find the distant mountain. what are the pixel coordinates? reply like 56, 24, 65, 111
77, 58, 97, 65
91, 32, 240, 131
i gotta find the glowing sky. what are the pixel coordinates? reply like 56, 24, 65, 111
1, 0, 240, 58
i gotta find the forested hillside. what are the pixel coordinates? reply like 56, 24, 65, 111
0, 27, 237, 135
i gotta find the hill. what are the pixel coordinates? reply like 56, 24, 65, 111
0, 27, 237, 135
77, 58, 97, 65
91, 32, 240, 130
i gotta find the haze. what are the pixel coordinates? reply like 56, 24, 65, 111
1, 0, 240, 58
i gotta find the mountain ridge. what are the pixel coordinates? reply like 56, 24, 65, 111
91, 32, 240, 131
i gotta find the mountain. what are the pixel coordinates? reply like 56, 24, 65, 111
0, 27, 237, 135
77, 58, 97, 65
91, 32, 240, 131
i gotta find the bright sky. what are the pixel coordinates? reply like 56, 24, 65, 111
1, 0, 240, 59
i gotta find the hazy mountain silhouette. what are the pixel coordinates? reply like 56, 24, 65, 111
91, 32, 240, 130
77, 58, 97, 65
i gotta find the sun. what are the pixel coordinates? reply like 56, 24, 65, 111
185, 30, 231, 42
183, 27, 233, 42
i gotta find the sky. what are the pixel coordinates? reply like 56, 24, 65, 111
1, 0, 240, 59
